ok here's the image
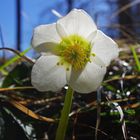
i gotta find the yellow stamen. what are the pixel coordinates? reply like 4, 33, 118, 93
55, 35, 94, 71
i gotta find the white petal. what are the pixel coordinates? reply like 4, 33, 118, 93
56, 9, 97, 40
31, 55, 66, 92
31, 23, 61, 53
91, 55, 106, 67
92, 30, 119, 66
67, 62, 106, 93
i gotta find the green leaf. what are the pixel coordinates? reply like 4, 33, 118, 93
0, 47, 31, 73
131, 47, 140, 72
2, 62, 32, 88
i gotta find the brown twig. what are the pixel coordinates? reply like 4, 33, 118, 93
0, 47, 34, 64
0, 86, 35, 92
111, 0, 140, 18
103, 75, 140, 83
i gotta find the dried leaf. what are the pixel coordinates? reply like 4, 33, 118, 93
9, 100, 55, 123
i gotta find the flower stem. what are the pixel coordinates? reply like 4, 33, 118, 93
55, 86, 74, 140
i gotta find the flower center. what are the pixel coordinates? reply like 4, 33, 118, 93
56, 35, 92, 71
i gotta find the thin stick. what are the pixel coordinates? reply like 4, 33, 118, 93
0, 47, 34, 64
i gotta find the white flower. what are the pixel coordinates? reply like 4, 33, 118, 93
31, 9, 119, 93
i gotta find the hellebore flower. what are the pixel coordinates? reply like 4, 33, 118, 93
31, 9, 119, 93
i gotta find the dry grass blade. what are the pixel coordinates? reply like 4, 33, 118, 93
9, 100, 55, 123
20, 96, 62, 105
104, 75, 140, 83
0, 86, 35, 92
0, 47, 34, 64
70, 97, 136, 117
123, 102, 140, 109
112, 102, 127, 140
111, 0, 140, 17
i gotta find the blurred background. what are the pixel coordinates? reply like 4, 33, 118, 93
0, 0, 140, 55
